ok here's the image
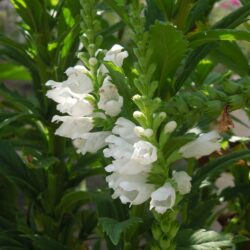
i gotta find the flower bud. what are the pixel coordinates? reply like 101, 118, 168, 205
188, 95, 205, 108
160, 220, 170, 233
153, 112, 167, 131
152, 225, 162, 241
174, 96, 189, 113
229, 95, 245, 109
223, 80, 240, 94
160, 238, 171, 250
164, 121, 177, 134
89, 57, 98, 66
169, 221, 179, 238
95, 35, 103, 47
144, 128, 153, 138
205, 100, 223, 114
133, 111, 147, 127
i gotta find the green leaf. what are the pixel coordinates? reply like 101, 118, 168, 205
148, 21, 188, 94
0, 112, 36, 130
189, 29, 250, 48
27, 235, 67, 250
176, 229, 233, 250
220, 184, 250, 201
104, 0, 130, 26
153, 0, 176, 20
0, 140, 47, 199
0, 84, 39, 114
209, 41, 250, 76
99, 217, 142, 245
0, 173, 17, 221
174, 3, 250, 92
0, 34, 37, 74
0, 63, 31, 81
55, 191, 89, 217
184, 0, 217, 33
193, 150, 250, 186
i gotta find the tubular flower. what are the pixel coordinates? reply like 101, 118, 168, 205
106, 173, 154, 205
52, 116, 93, 139
104, 44, 128, 67
73, 131, 111, 155
179, 131, 221, 159
104, 117, 156, 206
172, 171, 192, 195
150, 183, 176, 214
98, 78, 123, 117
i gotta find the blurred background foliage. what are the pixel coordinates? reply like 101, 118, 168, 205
0, 0, 250, 249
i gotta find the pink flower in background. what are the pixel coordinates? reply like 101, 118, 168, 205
219, 0, 241, 9
230, 0, 241, 6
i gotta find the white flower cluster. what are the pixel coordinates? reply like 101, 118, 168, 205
104, 118, 156, 205
103, 116, 223, 214
150, 171, 192, 214
104, 117, 192, 213
46, 45, 128, 155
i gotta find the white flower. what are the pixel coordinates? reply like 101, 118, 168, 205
105, 158, 152, 175
73, 131, 111, 155
46, 65, 94, 116
104, 117, 159, 206
150, 183, 176, 214
179, 131, 221, 159
65, 65, 93, 93
112, 117, 138, 144
98, 78, 123, 117
52, 115, 93, 139
132, 141, 157, 165
104, 44, 128, 67
56, 97, 93, 117
103, 135, 134, 159
172, 171, 192, 195
106, 173, 154, 205
134, 126, 153, 138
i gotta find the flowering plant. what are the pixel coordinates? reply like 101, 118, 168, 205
0, 0, 250, 249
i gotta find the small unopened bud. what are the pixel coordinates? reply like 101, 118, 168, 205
229, 95, 245, 109
134, 126, 153, 138
89, 57, 98, 66
152, 225, 162, 241
134, 126, 144, 136
144, 128, 153, 138
205, 100, 223, 113
133, 111, 147, 127
133, 111, 144, 119
164, 121, 177, 134
223, 80, 240, 95
132, 94, 142, 101
159, 112, 167, 119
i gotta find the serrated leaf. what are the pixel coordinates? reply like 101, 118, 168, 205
149, 21, 188, 94
176, 229, 233, 250
99, 217, 142, 245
